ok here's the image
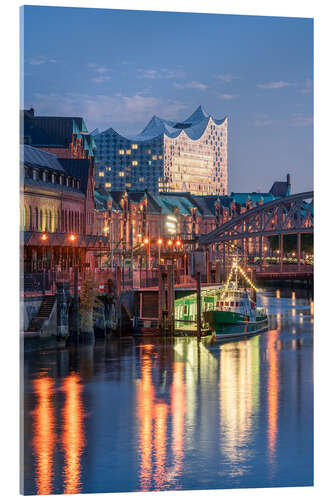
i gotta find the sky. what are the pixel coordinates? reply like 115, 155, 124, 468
22, 6, 313, 194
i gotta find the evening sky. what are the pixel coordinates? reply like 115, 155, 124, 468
22, 6, 313, 193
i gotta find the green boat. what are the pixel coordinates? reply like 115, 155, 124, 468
174, 260, 268, 340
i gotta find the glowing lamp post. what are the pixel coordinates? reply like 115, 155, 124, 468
157, 238, 162, 265
144, 237, 150, 270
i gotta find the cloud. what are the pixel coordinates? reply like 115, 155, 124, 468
254, 119, 275, 127
216, 74, 239, 83
88, 63, 110, 74
218, 93, 239, 100
174, 81, 208, 90
91, 76, 112, 84
137, 68, 183, 79
28, 56, 57, 66
30, 92, 188, 130
289, 114, 313, 127
257, 81, 292, 89
299, 78, 313, 94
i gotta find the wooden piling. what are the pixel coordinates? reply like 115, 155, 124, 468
196, 271, 201, 340
158, 265, 164, 332
167, 264, 175, 335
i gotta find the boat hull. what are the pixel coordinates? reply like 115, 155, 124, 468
202, 310, 268, 339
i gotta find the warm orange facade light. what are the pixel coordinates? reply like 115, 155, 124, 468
41, 233, 48, 241
69, 234, 76, 241
167, 239, 173, 246
157, 238, 163, 245
144, 237, 149, 245
175, 240, 182, 247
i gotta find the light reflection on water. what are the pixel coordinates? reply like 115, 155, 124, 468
23, 290, 313, 494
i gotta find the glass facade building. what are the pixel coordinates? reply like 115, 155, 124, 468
93, 106, 228, 195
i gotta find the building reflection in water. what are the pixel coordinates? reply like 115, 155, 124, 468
219, 337, 260, 477
137, 345, 155, 490
62, 373, 85, 494
153, 402, 168, 490
266, 330, 279, 473
170, 361, 186, 487
32, 376, 55, 495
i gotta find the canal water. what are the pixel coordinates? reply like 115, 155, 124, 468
22, 288, 313, 495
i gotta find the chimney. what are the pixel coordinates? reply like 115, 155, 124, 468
287, 173, 291, 195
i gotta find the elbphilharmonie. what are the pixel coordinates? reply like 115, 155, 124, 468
93, 106, 228, 195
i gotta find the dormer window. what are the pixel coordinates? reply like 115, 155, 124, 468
42, 171, 47, 182
66, 177, 70, 187
51, 173, 55, 184
59, 175, 63, 185
76, 180, 80, 189
72, 178, 75, 188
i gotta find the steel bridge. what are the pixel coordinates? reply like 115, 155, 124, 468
199, 191, 313, 278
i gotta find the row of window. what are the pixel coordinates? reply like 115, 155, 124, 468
22, 206, 84, 234
25, 167, 80, 190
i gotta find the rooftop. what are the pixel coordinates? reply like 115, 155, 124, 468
96, 105, 227, 143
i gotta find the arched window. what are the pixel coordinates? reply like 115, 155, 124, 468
48, 210, 52, 232
39, 209, 43, 231
34, 208, 38, 230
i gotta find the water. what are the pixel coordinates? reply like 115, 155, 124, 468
22, 289, 313, 494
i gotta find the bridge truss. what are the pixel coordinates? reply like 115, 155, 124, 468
199, 191, 314, 276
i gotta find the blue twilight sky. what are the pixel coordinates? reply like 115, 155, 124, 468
22, 6, 313, 194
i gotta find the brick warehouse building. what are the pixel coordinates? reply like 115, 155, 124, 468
21, 110, 108, 274
93, 105, 228, 196
93, 177, 289, 268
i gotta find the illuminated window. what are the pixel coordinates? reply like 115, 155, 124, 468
126, 149, 131, 155
139, 177, 144, 182
118, 149, 125, 155
132, 160, 138, 166
148, 160, 152, 165
152, 155, 157, 160
132, 144, 138, 149
125, 183, 131, 188
98, 172, 104, 177
107, 167, 112, 171
119, 171, 124, 177
105, 182, 111, 188
158, 155, 163, 159
147, 149, 151, 154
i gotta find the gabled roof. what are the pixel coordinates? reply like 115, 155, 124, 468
21, 144, 65, 173
23, 110, 91, 147
269, 181, 289, 197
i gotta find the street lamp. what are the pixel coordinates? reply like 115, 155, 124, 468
157, 238, 162, 265
143, 236, 150, 270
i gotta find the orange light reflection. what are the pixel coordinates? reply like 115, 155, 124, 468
62, 374, 85, 495
137, 345, 154, 491
32, 377, 55, 495
267, 330, 279, 469
171, 362, 186, 482
153, 403, 168, 490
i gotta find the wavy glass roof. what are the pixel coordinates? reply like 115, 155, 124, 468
98, 106, 227, 142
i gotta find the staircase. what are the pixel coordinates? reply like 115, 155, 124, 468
27, 296, 56, 333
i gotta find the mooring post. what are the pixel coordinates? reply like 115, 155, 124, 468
158, 265, 164, 332
56, 281, 70, 340
71, 265, 80, 339
196, 271, 201, 341
116, 266, 122, 334
167, 264, 175, 335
